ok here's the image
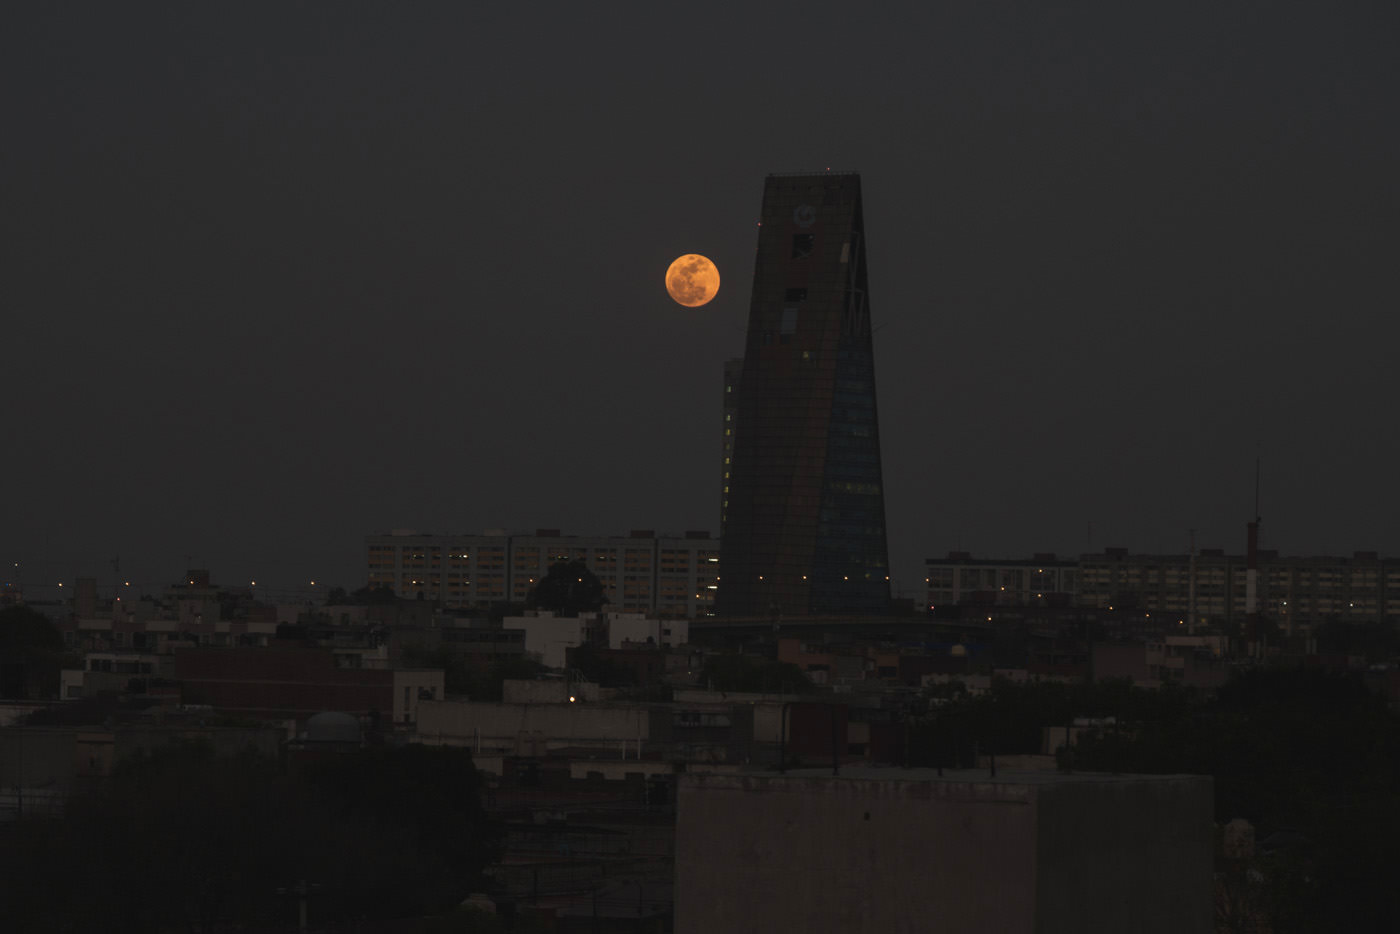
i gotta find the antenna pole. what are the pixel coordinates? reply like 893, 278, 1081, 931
1188, 529, 1197, 634
1260, 448, 1271, 523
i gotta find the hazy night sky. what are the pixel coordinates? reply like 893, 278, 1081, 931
5, 2, 1398, 601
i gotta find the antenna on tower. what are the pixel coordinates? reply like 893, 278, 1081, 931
1245, 445, 1262, 653
1254, 445, 1262, 524
1187, 529, 1197, 634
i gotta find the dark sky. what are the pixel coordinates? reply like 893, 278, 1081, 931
6, 2, 1398, 601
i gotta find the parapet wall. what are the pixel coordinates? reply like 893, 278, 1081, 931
675, 769, 1212, 934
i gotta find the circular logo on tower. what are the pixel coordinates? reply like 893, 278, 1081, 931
793, 204, 816, 228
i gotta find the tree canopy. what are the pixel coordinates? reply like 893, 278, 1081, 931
0, 604, 72, 699
0, 741, 502, 931
905, 669, 1400, 931
527, 560, 607, 616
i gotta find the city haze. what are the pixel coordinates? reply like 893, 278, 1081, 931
6, 2, 1398, 599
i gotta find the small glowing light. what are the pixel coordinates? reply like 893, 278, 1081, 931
569, 695, 576, 703
251, 580, 257, 586
758, 575, 764, 581
124, 581, 130, 586
310, 580, 316, 586
58, 582, 64, 587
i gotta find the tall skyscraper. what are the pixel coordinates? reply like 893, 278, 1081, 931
718, 173, 891, 616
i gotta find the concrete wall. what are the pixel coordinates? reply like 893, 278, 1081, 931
675, 770, 1212, 934
676, 773, 1038, 934
502, 679, 600, 704
502, 614, 587, 668
0, 728, 80, 794
175, 647, 394, 720
416, 700, 650, 753
392, 668, 445, 725
113, 727, 284, 762
1035, 777, 1214, 934
1091, 642, 1151, 687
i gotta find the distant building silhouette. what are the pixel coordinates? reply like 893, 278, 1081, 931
718, 172, 891, 616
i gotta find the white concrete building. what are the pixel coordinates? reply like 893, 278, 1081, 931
607, 613, 689, 650
502, 611, 595, 669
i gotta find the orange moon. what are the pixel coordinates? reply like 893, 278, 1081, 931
665, 254, 720, 307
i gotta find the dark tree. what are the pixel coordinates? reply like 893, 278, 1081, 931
527, 561, 607, 616
0, 604, 71, 699
1067, 668, 1400, 932
0, 741, 502, 931
303, 744, 503, 919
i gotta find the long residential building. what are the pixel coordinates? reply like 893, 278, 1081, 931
927, 548, 1400, 633
365, 529, 720, 618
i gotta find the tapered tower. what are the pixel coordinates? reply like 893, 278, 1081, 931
718, 173, 891, 616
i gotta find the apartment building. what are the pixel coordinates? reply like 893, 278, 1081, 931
924, 553, 1078, 609
928, 548, 1400, 633
366, 529, 720, 618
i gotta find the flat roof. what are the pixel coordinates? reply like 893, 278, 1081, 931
685, 765, 1206, 788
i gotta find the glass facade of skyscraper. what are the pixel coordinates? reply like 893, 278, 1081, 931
718, 173, 891, 616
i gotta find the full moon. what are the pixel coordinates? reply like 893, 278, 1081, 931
665, 254, 720, 307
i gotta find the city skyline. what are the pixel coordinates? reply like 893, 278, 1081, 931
7, 3, 1399, 602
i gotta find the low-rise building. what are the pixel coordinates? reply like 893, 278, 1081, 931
173, 647, 442, 726
675, 767, 1213, 933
